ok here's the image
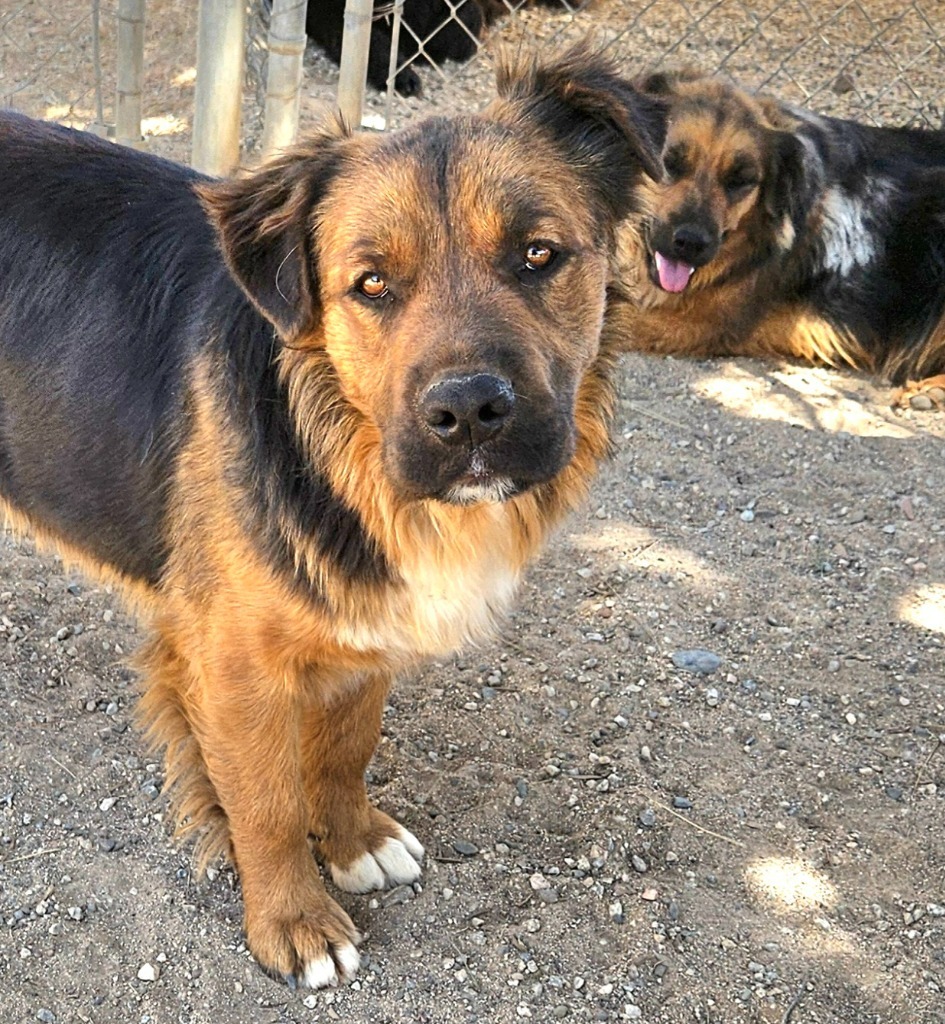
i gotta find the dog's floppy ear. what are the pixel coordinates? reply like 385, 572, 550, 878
493, 43, 665, 223
639, 68, 707, 97
762, 127, 816, 233
197, 125, 346, 340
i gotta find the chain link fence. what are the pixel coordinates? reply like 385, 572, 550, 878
0, 0, 115, 129
369, 0, 945, 132
1, 1, 943, 167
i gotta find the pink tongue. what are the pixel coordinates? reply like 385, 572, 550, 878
655, 252, 694, 293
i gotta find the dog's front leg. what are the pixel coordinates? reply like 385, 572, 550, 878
196, 659, 362, 988
302, 672, 424, 892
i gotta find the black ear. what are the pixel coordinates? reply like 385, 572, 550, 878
762, 127, 815, 231
493, 42, 666, 224
197, 125, 346, 340
639, 67, 706, 97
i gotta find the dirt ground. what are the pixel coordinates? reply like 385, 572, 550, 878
2, 3, 945, 1023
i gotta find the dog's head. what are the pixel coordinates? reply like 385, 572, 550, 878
635, 69, 808, 296
200, 44, 662, 507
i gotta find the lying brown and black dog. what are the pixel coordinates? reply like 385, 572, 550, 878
0, 47, 662, 987
611, 69, 945, 398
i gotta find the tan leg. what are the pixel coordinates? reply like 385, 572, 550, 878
302, 673, 424, 893
195, 659, 361, 989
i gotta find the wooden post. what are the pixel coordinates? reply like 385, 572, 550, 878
336, 0, 374, 129
115, 0, 145, 148
192, 0, 246, 175
260, 0, 309, 157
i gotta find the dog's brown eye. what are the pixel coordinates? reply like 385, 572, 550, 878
524, 244, 555, 271
357, 272, 388, 299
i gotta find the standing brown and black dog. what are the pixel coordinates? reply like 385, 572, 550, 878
0, 47, 662, 987
611, 68, 945, 397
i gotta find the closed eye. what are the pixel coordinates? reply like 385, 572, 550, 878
723, 165, 760, 197
662, 145, 690, 181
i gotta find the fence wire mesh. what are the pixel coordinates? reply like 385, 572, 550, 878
0, 0, 116, 129
366, 0, 945, 132
1, 1, 943, 166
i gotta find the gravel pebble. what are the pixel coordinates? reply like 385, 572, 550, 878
671, 649, 722, 674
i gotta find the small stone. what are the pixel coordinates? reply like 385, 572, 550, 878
55, 626, 72, 641
832, 72, 855, 94
137, 963, 159, 982
672, 649, 721, 675
99, 797, 117, 812
909, 393, 933, 410
609, 900, 625, 924
631, 854, 648, 874
639, 745, 652, 762
36, 1011, 55, 1024
705, 687, 720, 707
523, 918, 542, 933
640, 887, 658, 901
740, 508, 755, 522
529, 872, 551, 890
639, 807, 656, 828
452, 840, 478, 857
672, 796, 693, 810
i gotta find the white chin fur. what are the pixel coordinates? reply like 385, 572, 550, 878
446, 477, 516, 505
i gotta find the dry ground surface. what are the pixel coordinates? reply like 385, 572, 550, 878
2, 2, 945, 1023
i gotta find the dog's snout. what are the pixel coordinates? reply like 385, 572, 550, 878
420, 373, 515, 447
671, 224, 714, 263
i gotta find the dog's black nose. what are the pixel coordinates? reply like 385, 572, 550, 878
671, 225, 714, 264
420, 373, 515, 447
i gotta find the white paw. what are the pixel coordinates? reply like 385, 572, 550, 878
330, 826, 425, 894
300, 941, 361, 988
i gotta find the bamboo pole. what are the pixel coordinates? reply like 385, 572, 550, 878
260, 0, 309, 157
336, 0, 374, 129
192, 0, 246, 175
115, 0, 145, 148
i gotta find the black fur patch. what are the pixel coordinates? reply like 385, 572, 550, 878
0, 112, 387, 592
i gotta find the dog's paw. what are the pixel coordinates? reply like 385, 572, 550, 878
248, 895, 362, 989
329, 825, 425, 894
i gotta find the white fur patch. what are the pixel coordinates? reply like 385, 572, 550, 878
334, 941, 361, 980
446, 477, 516, 505
330, 830, 424, 894
334, 502, 521, 660
396, 824, 425, 862
777, 214, 796, 251
300, 942, 360, 988
819, 183, 889, 276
